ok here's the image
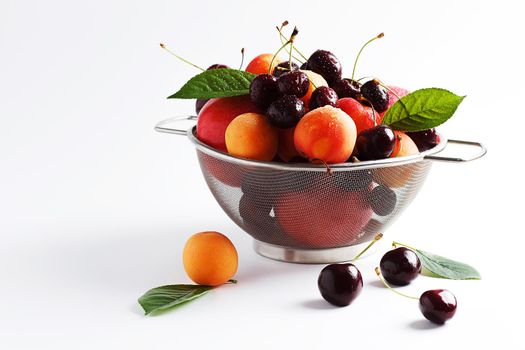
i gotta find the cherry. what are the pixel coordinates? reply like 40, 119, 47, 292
375, 267, 458, 325
367, 185, 396, 216
356, 125, 396, 160
406, 128, 440, 152
305, 50, 342, 84
333, 169, 372, 192
361, 79, 389, 113
277, 70, 310, 97
273, 61, 299, 78
267, 95, 305, 128
249, 74, 280, 109
331, 78, 361, 99
309, 86, 338, 110
419, 289, 457, 324
195, 64, 230, 114
318, 263, 363, 307
379, 247, 421, 286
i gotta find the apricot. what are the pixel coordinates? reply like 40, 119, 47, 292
277, 127, 301, 162
275, 189, 372, 248
375, 132, 419, 188
245, 53, 281, 75
197, 96, 260, 152
225, 113, 278, 161
183, 231, 238, 286
294, 105, 357, 164
300, 70, 328, 109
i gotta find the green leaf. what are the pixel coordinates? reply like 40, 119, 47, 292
381, 88, 465, 131
138, 284, 213, 315
393, 242, 481, 280
168, 68, 256, 99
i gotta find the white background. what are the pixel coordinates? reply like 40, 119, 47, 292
1, 0, 523, 348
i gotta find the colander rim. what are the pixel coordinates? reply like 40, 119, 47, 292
187, 126, 447, 172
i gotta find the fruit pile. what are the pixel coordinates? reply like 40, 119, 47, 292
164, 28, 459, 166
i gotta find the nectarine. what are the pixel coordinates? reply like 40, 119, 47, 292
197, 96, 260, 152
245, 53, 281, 75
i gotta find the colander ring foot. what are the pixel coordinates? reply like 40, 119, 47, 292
253, 239, 382, 264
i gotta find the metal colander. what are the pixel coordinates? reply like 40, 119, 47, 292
156, 116, 486, 263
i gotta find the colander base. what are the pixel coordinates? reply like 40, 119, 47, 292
253, 239, 382, 264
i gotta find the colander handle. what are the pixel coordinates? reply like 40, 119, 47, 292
154, 116, 197, 135
424, 139, 487, 162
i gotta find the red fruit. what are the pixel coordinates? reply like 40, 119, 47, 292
275, 189, 372, 248
337, 97, 379, 136
197, 96, 260, 152
277, 128, 301, 162
378, 86, 410, 121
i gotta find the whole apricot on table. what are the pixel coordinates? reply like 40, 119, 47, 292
197, 96, 260, 152
183, 231, 238, 286
225, 112, 278, 161
245, 53, 282, 75
294, 105, 357, 164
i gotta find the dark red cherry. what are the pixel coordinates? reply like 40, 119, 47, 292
361, 79, 389, 113
406, 128, 440, 152
419, 289, 457, 324
276, 71, 310, 97
309, 86, 338, 110
195, 64, 230, 114
305, 50, 342, 84
273, 61, 299, 78
331, 78, 361, 99
267, 95, 305, 128
356, 125, 396, 160
249, 74, 280, 109
379, 247, 421, 286
367, 185, 396, 216
318, 263, 363, 307
333, 169, 372, 192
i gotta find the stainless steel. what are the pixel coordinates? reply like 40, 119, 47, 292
424, 139, 487, 162
253, 239, 383, 264
155, 115, 197, 135
155, 116, 486, 263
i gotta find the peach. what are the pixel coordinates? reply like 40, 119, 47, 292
197, 96, 260, 152
375, 132, 419, 188
300, 70, 328, 109
245, 53, 281, 75
277, 127, 301, 162
225, 113, 278, 161
294, 105, 357, 164
275, 189, 372, 248
337, 97, 379, 136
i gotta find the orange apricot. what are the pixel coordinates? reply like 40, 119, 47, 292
245, 53, 281, 75
183, 231, 238, 286
294, 106, 357, 164
225, 112, 279, 161
300, 70, 328, 109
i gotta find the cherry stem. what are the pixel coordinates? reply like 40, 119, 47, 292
239, 48, 245, 70
269, 27, 299, 75
276, 23, 307, 63
311, 158, 332, 175
375, 267, 419, 300
352, 233, 383, 261
351, 33, 384, 81
392, 241, 417, 251
227, 279, 238, 284
159, 43, 205, 71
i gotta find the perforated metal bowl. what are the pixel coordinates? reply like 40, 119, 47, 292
156, 116, 486, 263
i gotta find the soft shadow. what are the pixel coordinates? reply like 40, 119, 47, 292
301, 299, 339, 310
409, 319, 443, 330
367, 280, 385, 288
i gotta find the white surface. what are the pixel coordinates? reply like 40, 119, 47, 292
0, 0, 523, 348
